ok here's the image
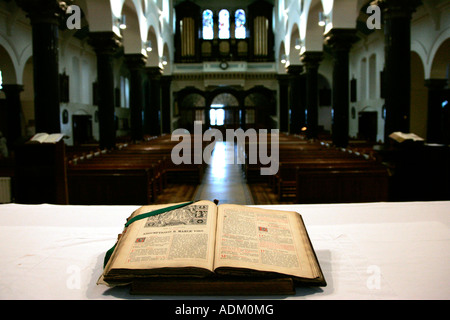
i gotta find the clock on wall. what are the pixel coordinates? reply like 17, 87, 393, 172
219, 60, 229, 70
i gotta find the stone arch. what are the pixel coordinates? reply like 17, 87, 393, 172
289, 24, 301, 65
278, 40, 287, 73
0, 43, 17, 85
84, 0, 113, 32
209, 89, 240, 107
176, 87, 206, 131
426, 37, 450, 144
178, 88, 206, 109
244, 86, 276, 128
330, 0, 359, 29
208, 88, 241, 130
411, 40, 428, 76
122, 0, 143, 54
244, 86, 275, 111
303, 0, 325, 53
15, 41, 33, 85
145, 25, 159, 67
429, 37, 450, 80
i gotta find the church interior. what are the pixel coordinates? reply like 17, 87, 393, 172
0, 0, 449, 302
0, 0, 449, 206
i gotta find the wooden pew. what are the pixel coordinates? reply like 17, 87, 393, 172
243, 135, 322, 182
68, 153, 163, 204
295, 166, 389, 204
121, 136, 208, 184
66, 135, 209, 205
275, 159, 385, 201
243, 133, 389, 203
68, 168, 154, 205
69, 155, 166, 198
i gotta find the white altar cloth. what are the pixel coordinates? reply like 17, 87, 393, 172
0, 201, 448, 300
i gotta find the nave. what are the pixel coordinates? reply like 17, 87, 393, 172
145, 140, 258, 206
113, 139, 274, 206
66, 132, 389, 206
7, 130, 449, 206
193, 141, 254, 205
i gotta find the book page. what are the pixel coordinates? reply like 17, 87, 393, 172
30, 133, 64, 143
44, 133, 64, 143
105, 201, 217, 274
389, 131, 424, 142
30, 133, 49, 143
214, 205, 318, 279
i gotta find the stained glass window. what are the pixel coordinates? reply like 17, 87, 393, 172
235, 9, 246, 39
218, 9, 230, 39
202, 9, 214, 40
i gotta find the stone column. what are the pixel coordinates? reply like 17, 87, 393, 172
88, 32, 122, 149
425, 79, 448, 144
376, 0, 421, 141
324, 29, 358, 147
17, 0, 66, 134
277, 74, 290, 133
239, 93, 246, 130
286, 65, 305, 134
125, 54, 147, 142
144, 67, 162, 136
1, 84, 23, 148
160, 76, 172, 134
301, 51, 323, 139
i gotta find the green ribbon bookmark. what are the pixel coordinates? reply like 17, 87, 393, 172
103, 244, 117, 269
103, 201, 194, 268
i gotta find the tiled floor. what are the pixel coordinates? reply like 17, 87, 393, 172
193, 141, 254, 205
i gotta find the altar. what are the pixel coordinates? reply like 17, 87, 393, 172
0, 201, 448, 300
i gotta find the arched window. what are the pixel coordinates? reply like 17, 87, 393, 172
120, 76, 130, 108
202, 9, 214, 40
218, 9, 230, 39
235, 9, 246, 39
71, 56, 80, 103
360, 58, 367, 101
369, 54, 377, 99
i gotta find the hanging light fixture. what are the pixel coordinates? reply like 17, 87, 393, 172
118, 15, 127, 29
281, 54, 287, 64
295, 38, 302, 50
145, 40, 152, 52
318, 12, 328, 27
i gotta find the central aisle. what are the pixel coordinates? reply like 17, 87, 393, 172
193, 141, 254, 205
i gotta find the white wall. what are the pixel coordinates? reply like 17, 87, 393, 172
349, 29, 385, 142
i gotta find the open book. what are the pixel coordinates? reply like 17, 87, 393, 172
28, 133, 65, 144
389, 131, 424, 143
98, 200, 326, 294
